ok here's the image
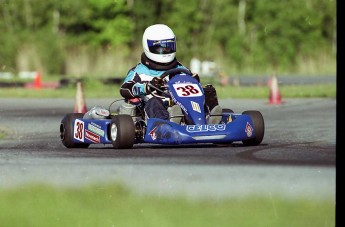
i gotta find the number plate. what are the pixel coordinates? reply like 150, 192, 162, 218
172, 83, 202, 97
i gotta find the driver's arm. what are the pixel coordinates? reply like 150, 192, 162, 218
120, 69, 151, 98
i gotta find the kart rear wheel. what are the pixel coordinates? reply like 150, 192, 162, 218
60, 113, 90, 148
109, 115, 135, 149
222, 108, 234, 114
242, 110, 265, 146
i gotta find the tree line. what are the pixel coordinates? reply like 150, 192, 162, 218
0, 0, 336, 77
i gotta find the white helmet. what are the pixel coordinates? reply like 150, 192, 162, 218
142, 24, 176, 64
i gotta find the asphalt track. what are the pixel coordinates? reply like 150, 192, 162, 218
0, 98, 336, 201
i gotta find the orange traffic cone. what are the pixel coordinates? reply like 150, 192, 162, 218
74, 81, 87, 113
34, 71, 42, 89
268, 75, 282, 105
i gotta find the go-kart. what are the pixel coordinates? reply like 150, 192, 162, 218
60, 68, 265, 149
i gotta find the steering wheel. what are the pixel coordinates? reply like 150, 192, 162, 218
159, 68, 192, 80
147, 68, 193, 98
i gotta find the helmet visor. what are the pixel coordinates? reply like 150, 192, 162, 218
147, 38, 176, 54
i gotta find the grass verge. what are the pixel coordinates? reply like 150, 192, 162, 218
0, 183, 335, 227
0, 83, 336, 99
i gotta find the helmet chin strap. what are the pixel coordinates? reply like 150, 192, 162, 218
141, 52, 178, 71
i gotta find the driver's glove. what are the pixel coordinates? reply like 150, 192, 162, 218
146, 77, 165, 94
192, 73, 200, 83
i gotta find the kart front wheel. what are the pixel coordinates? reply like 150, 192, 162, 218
109, 115, 135, 149
242, 110, 265, 146
60, 113, 90, 148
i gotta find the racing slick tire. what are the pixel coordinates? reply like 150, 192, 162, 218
222, 108, 234, 114
109, 115, 135, 149
242, 110, 265, 146
60, 113, 90, 148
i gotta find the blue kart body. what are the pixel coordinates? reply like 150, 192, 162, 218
69, 112, 255, 145
60, 71, 264, 148
143, 115, 255, 144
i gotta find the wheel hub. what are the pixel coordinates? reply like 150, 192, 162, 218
110, 123, 118, 141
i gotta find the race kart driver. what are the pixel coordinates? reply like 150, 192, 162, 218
119, 24, 194, 121
119, 24, 222, 124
